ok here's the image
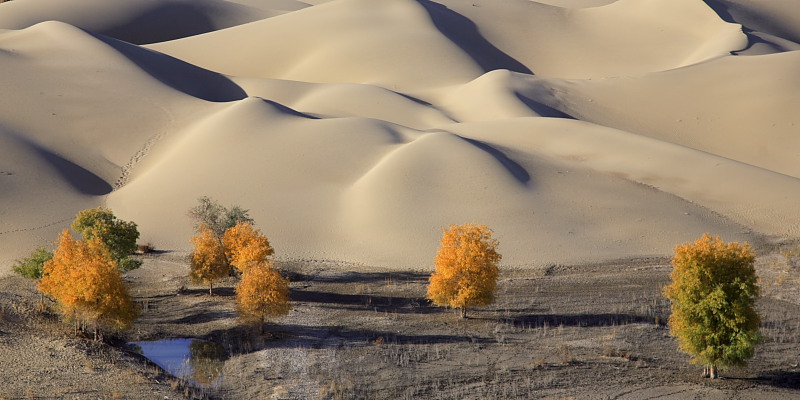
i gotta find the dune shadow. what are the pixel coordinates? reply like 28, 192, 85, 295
418, 0, 533, 75
502, 313, 661, 328
703, 0, 800, 51
461, 137, 530, 184
702, 1, 736, 24
35, 147, 113, 195
101, 5, 218, 45
87, 31, 247, 102
515, 93, 575, 119
259, 98, 320, 119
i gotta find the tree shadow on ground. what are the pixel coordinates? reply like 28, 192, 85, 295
170, 309, 237, 325
746, 370, 800, 389
290, 289, 436, 315
204, 323, 494, 353
178, 287, 236, 297
287, 270, 429, 285
501, 313, 663, 329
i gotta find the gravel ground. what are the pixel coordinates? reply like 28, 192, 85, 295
1, 250, 799, 399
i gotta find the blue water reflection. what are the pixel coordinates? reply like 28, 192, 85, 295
130, 338, 226, 387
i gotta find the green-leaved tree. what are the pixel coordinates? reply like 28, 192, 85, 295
188, 196, 254, 239
663, 233, 761, 379
72, 207, 141, 271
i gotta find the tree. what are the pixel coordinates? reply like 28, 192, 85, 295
222, 221, 274, 272
189, 224, 231, 295
72, 207, 141, 272
38, 230, 138, 338
235, 260, 291, 333
12, 246, 53, 280
427, 224, 501, 318
188, 196, 254, 239
663, 233, 761, 379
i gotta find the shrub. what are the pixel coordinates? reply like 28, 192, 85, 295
12, 246, 53, 280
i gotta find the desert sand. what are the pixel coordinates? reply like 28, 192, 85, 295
2, 0, 800, 271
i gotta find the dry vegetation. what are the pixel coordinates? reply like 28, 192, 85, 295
1, 245, 800, 399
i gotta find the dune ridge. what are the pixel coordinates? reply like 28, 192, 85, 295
1, 0, 799, 271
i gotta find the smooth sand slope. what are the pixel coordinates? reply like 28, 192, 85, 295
1, 0, 799, 271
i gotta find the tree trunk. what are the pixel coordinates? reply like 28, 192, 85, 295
209, 281, 213, 296
702, 365, 710, 378
710, 364, 718, 379
461, 307, 467, 319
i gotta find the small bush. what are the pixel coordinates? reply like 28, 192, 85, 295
12, 246, 53, 279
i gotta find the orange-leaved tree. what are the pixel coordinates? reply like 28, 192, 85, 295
235, 260, 291, 333
222, 221, 274, 273
38, 230, 138, 338
189, 224, 231, 295
663, 233, 761, 379
427, 223, 501, 318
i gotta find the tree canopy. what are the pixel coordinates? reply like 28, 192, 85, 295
72, 207, 141, 271
38, 230, 137, 337
427, 224, 501, 318
188, 196, 254, 238
189, 224, 231, 295
223, 221, 274, 272
663, 233, 761, 378
235, 260, 291, 333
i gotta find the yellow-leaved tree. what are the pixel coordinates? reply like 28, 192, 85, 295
189, 224, 231, 295
38, 230, 138, 339
427, 224, 501, 318
663, 233, 761, 379
235, 260, 291, 333
222, 221, 274, 273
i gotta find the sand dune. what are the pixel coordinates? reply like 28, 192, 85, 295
0, 0, 294, 44
2, 0, 799, 271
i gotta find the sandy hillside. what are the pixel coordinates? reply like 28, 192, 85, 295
1, 0, 799, 271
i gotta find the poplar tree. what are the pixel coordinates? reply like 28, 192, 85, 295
235, 261, 291, 333
72, 207, 141, 271
222, 221, 274, 273
427, 224, 501, 318
188, 196, 253, 239
38, 230, 137, 338
663, 233, 761, 379
189, 224, 231, 295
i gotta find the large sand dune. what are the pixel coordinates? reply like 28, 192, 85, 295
1, 0, 799, 271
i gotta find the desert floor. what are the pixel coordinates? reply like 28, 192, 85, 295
1, 244, 799, 399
